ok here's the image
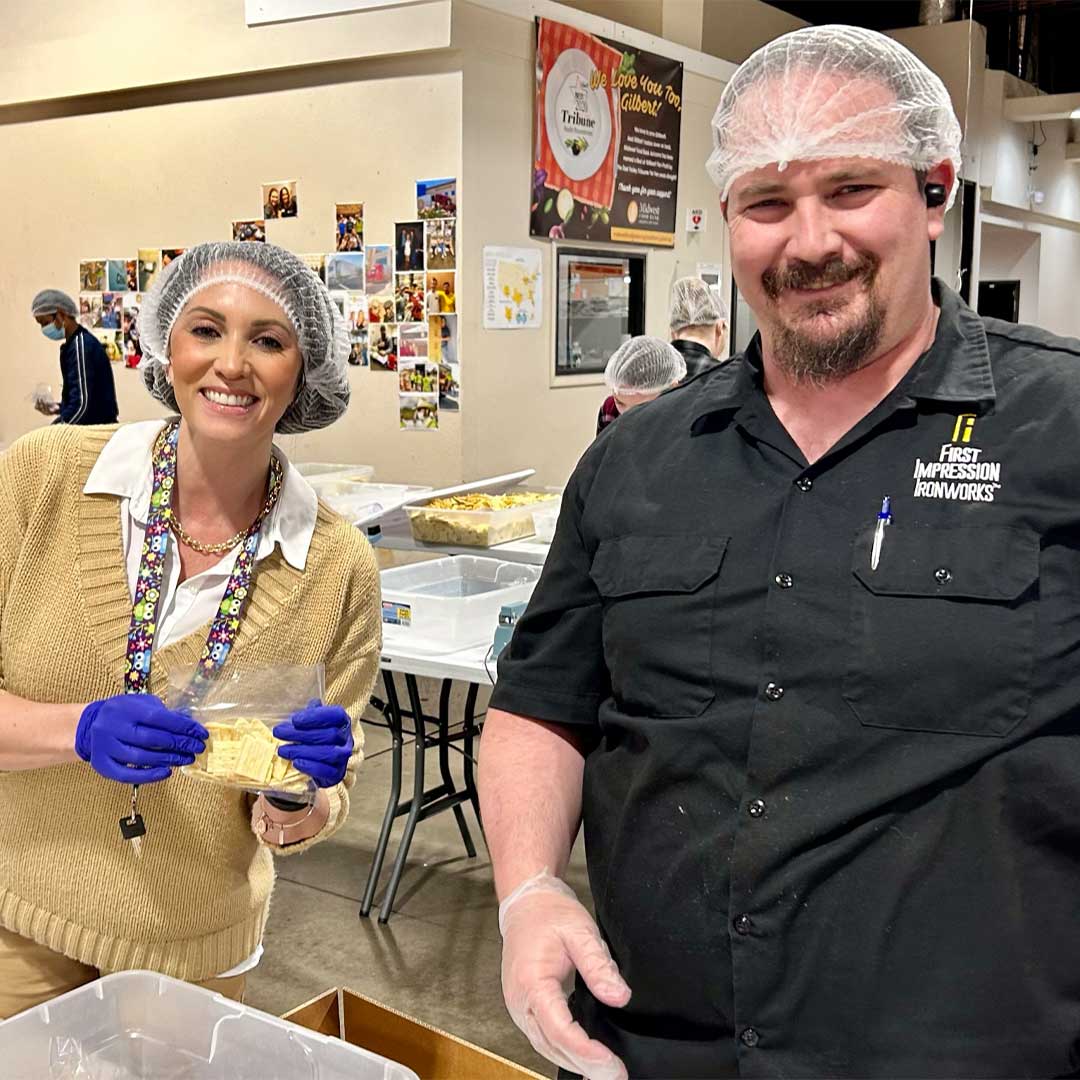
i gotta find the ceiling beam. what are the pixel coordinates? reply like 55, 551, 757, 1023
1004, 91, 1080, 122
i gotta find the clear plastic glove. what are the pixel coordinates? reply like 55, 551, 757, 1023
273, 700, 353, 788
499, 870, 630, 1080
75, 694, 208, 784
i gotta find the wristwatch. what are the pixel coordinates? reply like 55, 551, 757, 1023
252, 796, 317, 847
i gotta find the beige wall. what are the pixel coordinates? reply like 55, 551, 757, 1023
702, 0, 806, 65
556, 0, 664, 37
454, 1, 730, 487
0, 64, 464, 483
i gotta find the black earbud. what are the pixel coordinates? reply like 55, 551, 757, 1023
925, 183, 947, 208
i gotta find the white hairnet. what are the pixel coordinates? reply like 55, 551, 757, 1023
31, 289, 78, 318
604, 336, 687, 394
707, 25, 962, 209
140, 241, 351, 434
670, 277, 727, 333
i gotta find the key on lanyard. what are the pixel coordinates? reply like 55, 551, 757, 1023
120, 784, 146, 857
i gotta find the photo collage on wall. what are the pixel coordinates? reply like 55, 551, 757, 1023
73, 176, 458, 431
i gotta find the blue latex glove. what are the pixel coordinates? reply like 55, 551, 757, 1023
273, 700, 353, 788
75, 694, 208, 784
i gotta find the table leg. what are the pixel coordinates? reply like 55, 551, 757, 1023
360, 671, 404, 919
437, 678, 476, 859
378, 674, 429, 923
462, 681, 484, 837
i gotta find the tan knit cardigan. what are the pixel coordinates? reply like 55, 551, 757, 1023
0, 424, 381, 980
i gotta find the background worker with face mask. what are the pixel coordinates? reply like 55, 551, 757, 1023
30, 289, 119, 425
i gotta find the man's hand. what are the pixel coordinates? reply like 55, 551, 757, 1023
499, 871, 630, 1080
33, 400, 59, 416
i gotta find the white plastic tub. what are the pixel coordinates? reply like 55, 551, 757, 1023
380, 556, 540, 652
309, 479, 432, 526
295, 462, 376, 482
0, 970, 418, 1080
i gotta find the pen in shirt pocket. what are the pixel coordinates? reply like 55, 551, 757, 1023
871, 496, 892, 571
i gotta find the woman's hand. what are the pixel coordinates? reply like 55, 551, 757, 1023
75, 694, 208, 784
273, 701, 353, 788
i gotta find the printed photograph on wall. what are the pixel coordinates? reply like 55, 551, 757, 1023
398, 323, 429, 358
326, 252, 365, 291
439, 363, 460, 411
264, 181, 299, 219
427, 272, 456, 313
93, 328, 124, 364
300, 254, 326, 283
348, 334, 368, 367
428, 313, 457, 364
344, 292, 367, 334
395, 273, 427, 323
79, 260, 106, 292
161, 248, 186, 270
107, 259, 137, 292
336, 202, 364, 251
122, 294, 142, 368
369, 322, 398, 371
367, 292, 392, 324
232, 220, 266, 243
425, 219, 456, 270
399, 393, 439, 430
395, 222, 425, 272
416, 177, 456, 219
398, 360, 438, 394
78, 293, 103, 330
138, 249, 162, 292
365, 245, 392, 290
101, 293, 123, 330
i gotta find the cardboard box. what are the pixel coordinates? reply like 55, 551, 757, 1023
283, 988, 549, 1080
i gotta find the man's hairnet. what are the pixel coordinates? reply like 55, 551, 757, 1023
707, 25, 963, 209
605, 336, 687, 395
31, 289, 78, 318
670, 277, 728, 334
140, 241, 350, 434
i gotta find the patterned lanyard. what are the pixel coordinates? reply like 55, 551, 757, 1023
118, 420, 282, 847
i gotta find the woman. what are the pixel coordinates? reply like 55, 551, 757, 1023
279, 186, 296, 218
264, 187, 281, 219
595, 335, 687, 436
0, 242, 380, 1018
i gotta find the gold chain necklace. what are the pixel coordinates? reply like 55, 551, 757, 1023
168, 458, 283, 555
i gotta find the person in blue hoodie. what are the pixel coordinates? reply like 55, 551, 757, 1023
30, 289, 119, 425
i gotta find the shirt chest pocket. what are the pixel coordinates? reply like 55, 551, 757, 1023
843, 525, 1039, 737
589, 535, 729, 718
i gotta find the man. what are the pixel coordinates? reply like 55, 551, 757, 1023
30, 289, 118, 425
481, 25, 1080, 1079
669, 276, 728, 376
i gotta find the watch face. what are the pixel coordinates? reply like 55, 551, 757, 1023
254, 818, 268, 836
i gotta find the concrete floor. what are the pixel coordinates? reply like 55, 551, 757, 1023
246, 677, 589, 1077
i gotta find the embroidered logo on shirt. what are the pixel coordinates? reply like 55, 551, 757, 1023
912, 415, 1003, 503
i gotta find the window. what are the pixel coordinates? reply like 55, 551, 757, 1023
554, 248, 646, 378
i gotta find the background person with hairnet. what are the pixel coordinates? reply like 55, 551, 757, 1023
30, 288, 119, 425
0, 242, 381, 1017
480, 24, 1080, 1078
595, 336, 686, 435
669, 276, 728, 377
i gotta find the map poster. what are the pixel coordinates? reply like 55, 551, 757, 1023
483, 246, 542, 330
530, 17, 683, 247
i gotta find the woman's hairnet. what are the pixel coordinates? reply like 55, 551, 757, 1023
139, 241, 350, 434
706, 25, 963, 209
670, 277, 728, 333
31, 289, 78, 318
605, 336, 687, 395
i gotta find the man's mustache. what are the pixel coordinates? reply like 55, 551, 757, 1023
762, 254, 879, 300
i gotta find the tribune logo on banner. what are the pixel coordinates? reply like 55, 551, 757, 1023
912, 414, 1004, 503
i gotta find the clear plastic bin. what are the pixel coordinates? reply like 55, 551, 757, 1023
309, 479, 432, 525
532, 503, 560, 544
295, 462, 376, 482
0, 970, 418, 1080
380, 556, 540, 651
404, 490, 559, 548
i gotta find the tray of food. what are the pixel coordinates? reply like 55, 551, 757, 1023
404, 489, 559, 548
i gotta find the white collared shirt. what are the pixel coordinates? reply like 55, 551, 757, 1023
83, 419, 319, 979
84, 420, 318, 650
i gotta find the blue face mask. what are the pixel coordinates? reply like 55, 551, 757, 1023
41, 322, 66, 341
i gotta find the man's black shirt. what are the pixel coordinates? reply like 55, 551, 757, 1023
56, 326, 118, 425
672, 336, 718, 379
492, 281, 1080, 1077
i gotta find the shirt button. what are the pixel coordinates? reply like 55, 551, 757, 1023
734, 914, 753, 934
795, 477, 812, 492
747, 798, 766, 817
934, 567, 953, 585
741, 1027, 760, 1048
764, 682, 784, 701
774, 573, 794, 589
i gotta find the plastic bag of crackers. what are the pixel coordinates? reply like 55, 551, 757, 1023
165, 664, 323, 801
